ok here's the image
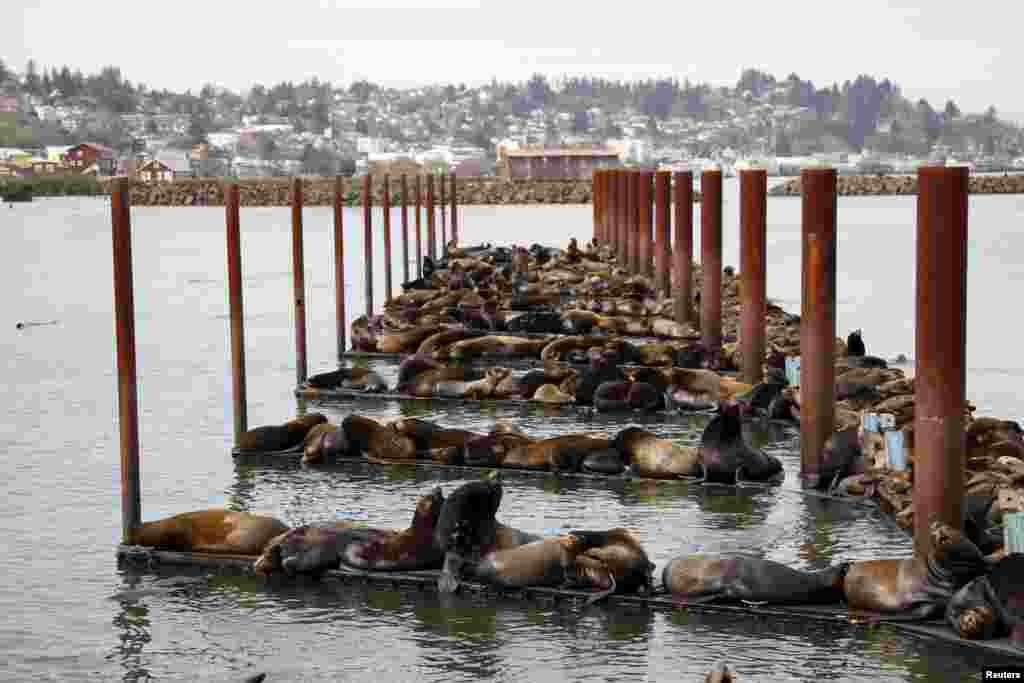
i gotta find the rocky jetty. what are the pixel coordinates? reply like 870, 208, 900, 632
100, 177, 704, 207
769, 173, 1024, 197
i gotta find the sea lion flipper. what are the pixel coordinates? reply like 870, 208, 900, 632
582, 574, 616, 607
438, 551, 465, 594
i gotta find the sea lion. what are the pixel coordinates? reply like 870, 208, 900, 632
340, 415, 417, 463
531, 383, 575, 404
387, 417, 484, 454
435, 478, 504, 593
593, 381, 633, 412
301, 422, 342, 464
507, 311, 565, 334
705, 663, 736, 683
128, 510, 289, 555
699, 402, 784, 484
985, 553, 1024, 646
946, 575, 1011, 640
377, 324, 443, 354
350, 315, 380, 351
465, 534, 617, 603
415, 328, 485, 357
253, 489, 444, 575
842, 521, 989, 619
568, 528, 656, 596
845, 329, 888, 369
574, 353, 625, 407
661, 555, 850, 605
435, 366, 511, 399
540, 335, 610, 362
612, 427, 702, 479
306, 367, 386, 392
500, 435, 610, 471
448, 335, 552, 360
237, 414, 327, 452
462, 430, 535, 467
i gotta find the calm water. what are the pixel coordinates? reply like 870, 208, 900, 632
5, 182, 1024, 681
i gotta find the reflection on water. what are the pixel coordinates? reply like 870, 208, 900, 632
7, 193, 1024, 680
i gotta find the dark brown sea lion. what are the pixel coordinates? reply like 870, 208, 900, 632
568, 528, 656, 596
983, 553, 1024, 646
237, 414, 327, 452
377, 324, 443, 354
340, 415, 417, 463
301, 422, 340, 464
253, 489, 444, 575
435, 478, 504, 593
128, 510, 289, 555
946, 575, 1011, 640
699, 402, 783, 484
499, 435, 610, 471
612, 427, 702, 479
387, 417, 484, 453
306, 367, 386, 392
466, 534, 617, 603
462, 430, 535, 467
842, 521, 989, 619
574, 353, 625, 406
448, 335, 552, 360
661, 555, 849, 605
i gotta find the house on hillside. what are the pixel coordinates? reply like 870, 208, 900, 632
136, 159, 177, 182
64, 143, 116, 175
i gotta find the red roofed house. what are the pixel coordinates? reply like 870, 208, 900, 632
64, 143, 116, 176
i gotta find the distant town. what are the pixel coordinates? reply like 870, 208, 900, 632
2, 58, 1024, 182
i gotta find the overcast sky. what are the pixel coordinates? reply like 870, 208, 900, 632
8, 0, 1021, 121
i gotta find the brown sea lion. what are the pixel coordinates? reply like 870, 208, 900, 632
531, 383, 575, 403
340, 414, 417, 463
540, 335, 611, 361
499, 435, 610, 471
416, 327, 484, 357
237, 414, 327, 452
128, 510, 289, 556
661, 555, 849, 605
253, 489, 444, 575
612, 427, 702, 479
568, 528, 656, 596
388, 417, 484, 453
377, 324, 443, 354
350, 315, 379, 351
448, 335, 553, 360
463, 429, 535, 467
946, 575, 1011, 640
842, 521, 989, 619
301, 422, 340, 464
705, 663, 737, 683
466, 534, 617, 603
435, 366, 511, 399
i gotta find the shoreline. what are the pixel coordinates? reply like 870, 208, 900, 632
770, 172, 1024, 196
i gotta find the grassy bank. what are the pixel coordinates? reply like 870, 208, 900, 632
0, 175, 103, 197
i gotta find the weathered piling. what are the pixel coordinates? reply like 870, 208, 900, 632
400, 175, 410, 285
622, 169, 630, 270
619, 170, 628, 267
639, 170, 655, 277
426, 174, 436, 261
655, 171, 671, 295
333, 176, 346, 357
799, 168, 837, 488
450, 172, 459, 246
674, 171, 694, 324
112, 178, 141, 543
701, 170, 723, 351
440, 173, 447, 248
290, 177, 307, 385
415, 175, 423, 278
382, 174, 393, 303
592, 170, 601, 243
363, 174, 373, 318
913, 165, 969, 557
224, 183, 247, 445
740, 169, 768, 384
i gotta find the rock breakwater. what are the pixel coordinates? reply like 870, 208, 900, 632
769, 173, 1024, 197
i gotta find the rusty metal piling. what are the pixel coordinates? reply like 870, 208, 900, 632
799, 168, 837, 488
401, 175, 410, 284
363, 174, 373, 318
639, 171, 654, 277
913, 165, 969, 556
224, 183, 247, 445
382, 174, 392, 303
655, 171, 671, 295
450, 172, 459, 246
673, 171, 694, 324
701, 170, 723, 351
290, 177, 307, 385
112, 178, 141, 543
333, 176, 346, 357
740, 169, 768, 384
415, 175, 423, 278
426, 174, 436, 262
440, 173, 447, 250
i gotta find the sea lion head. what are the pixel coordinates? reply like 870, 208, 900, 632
958, 605, 997, 640
627, 382, 662, 411
930, 521, 988, 583
254, 525, 340, 576
847, 329, 866, 357
434, 479, 503, 554
413, 487, 445, 530
396, 354, 440, 392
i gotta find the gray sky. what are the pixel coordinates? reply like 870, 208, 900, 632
9, 0, 1021, 121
